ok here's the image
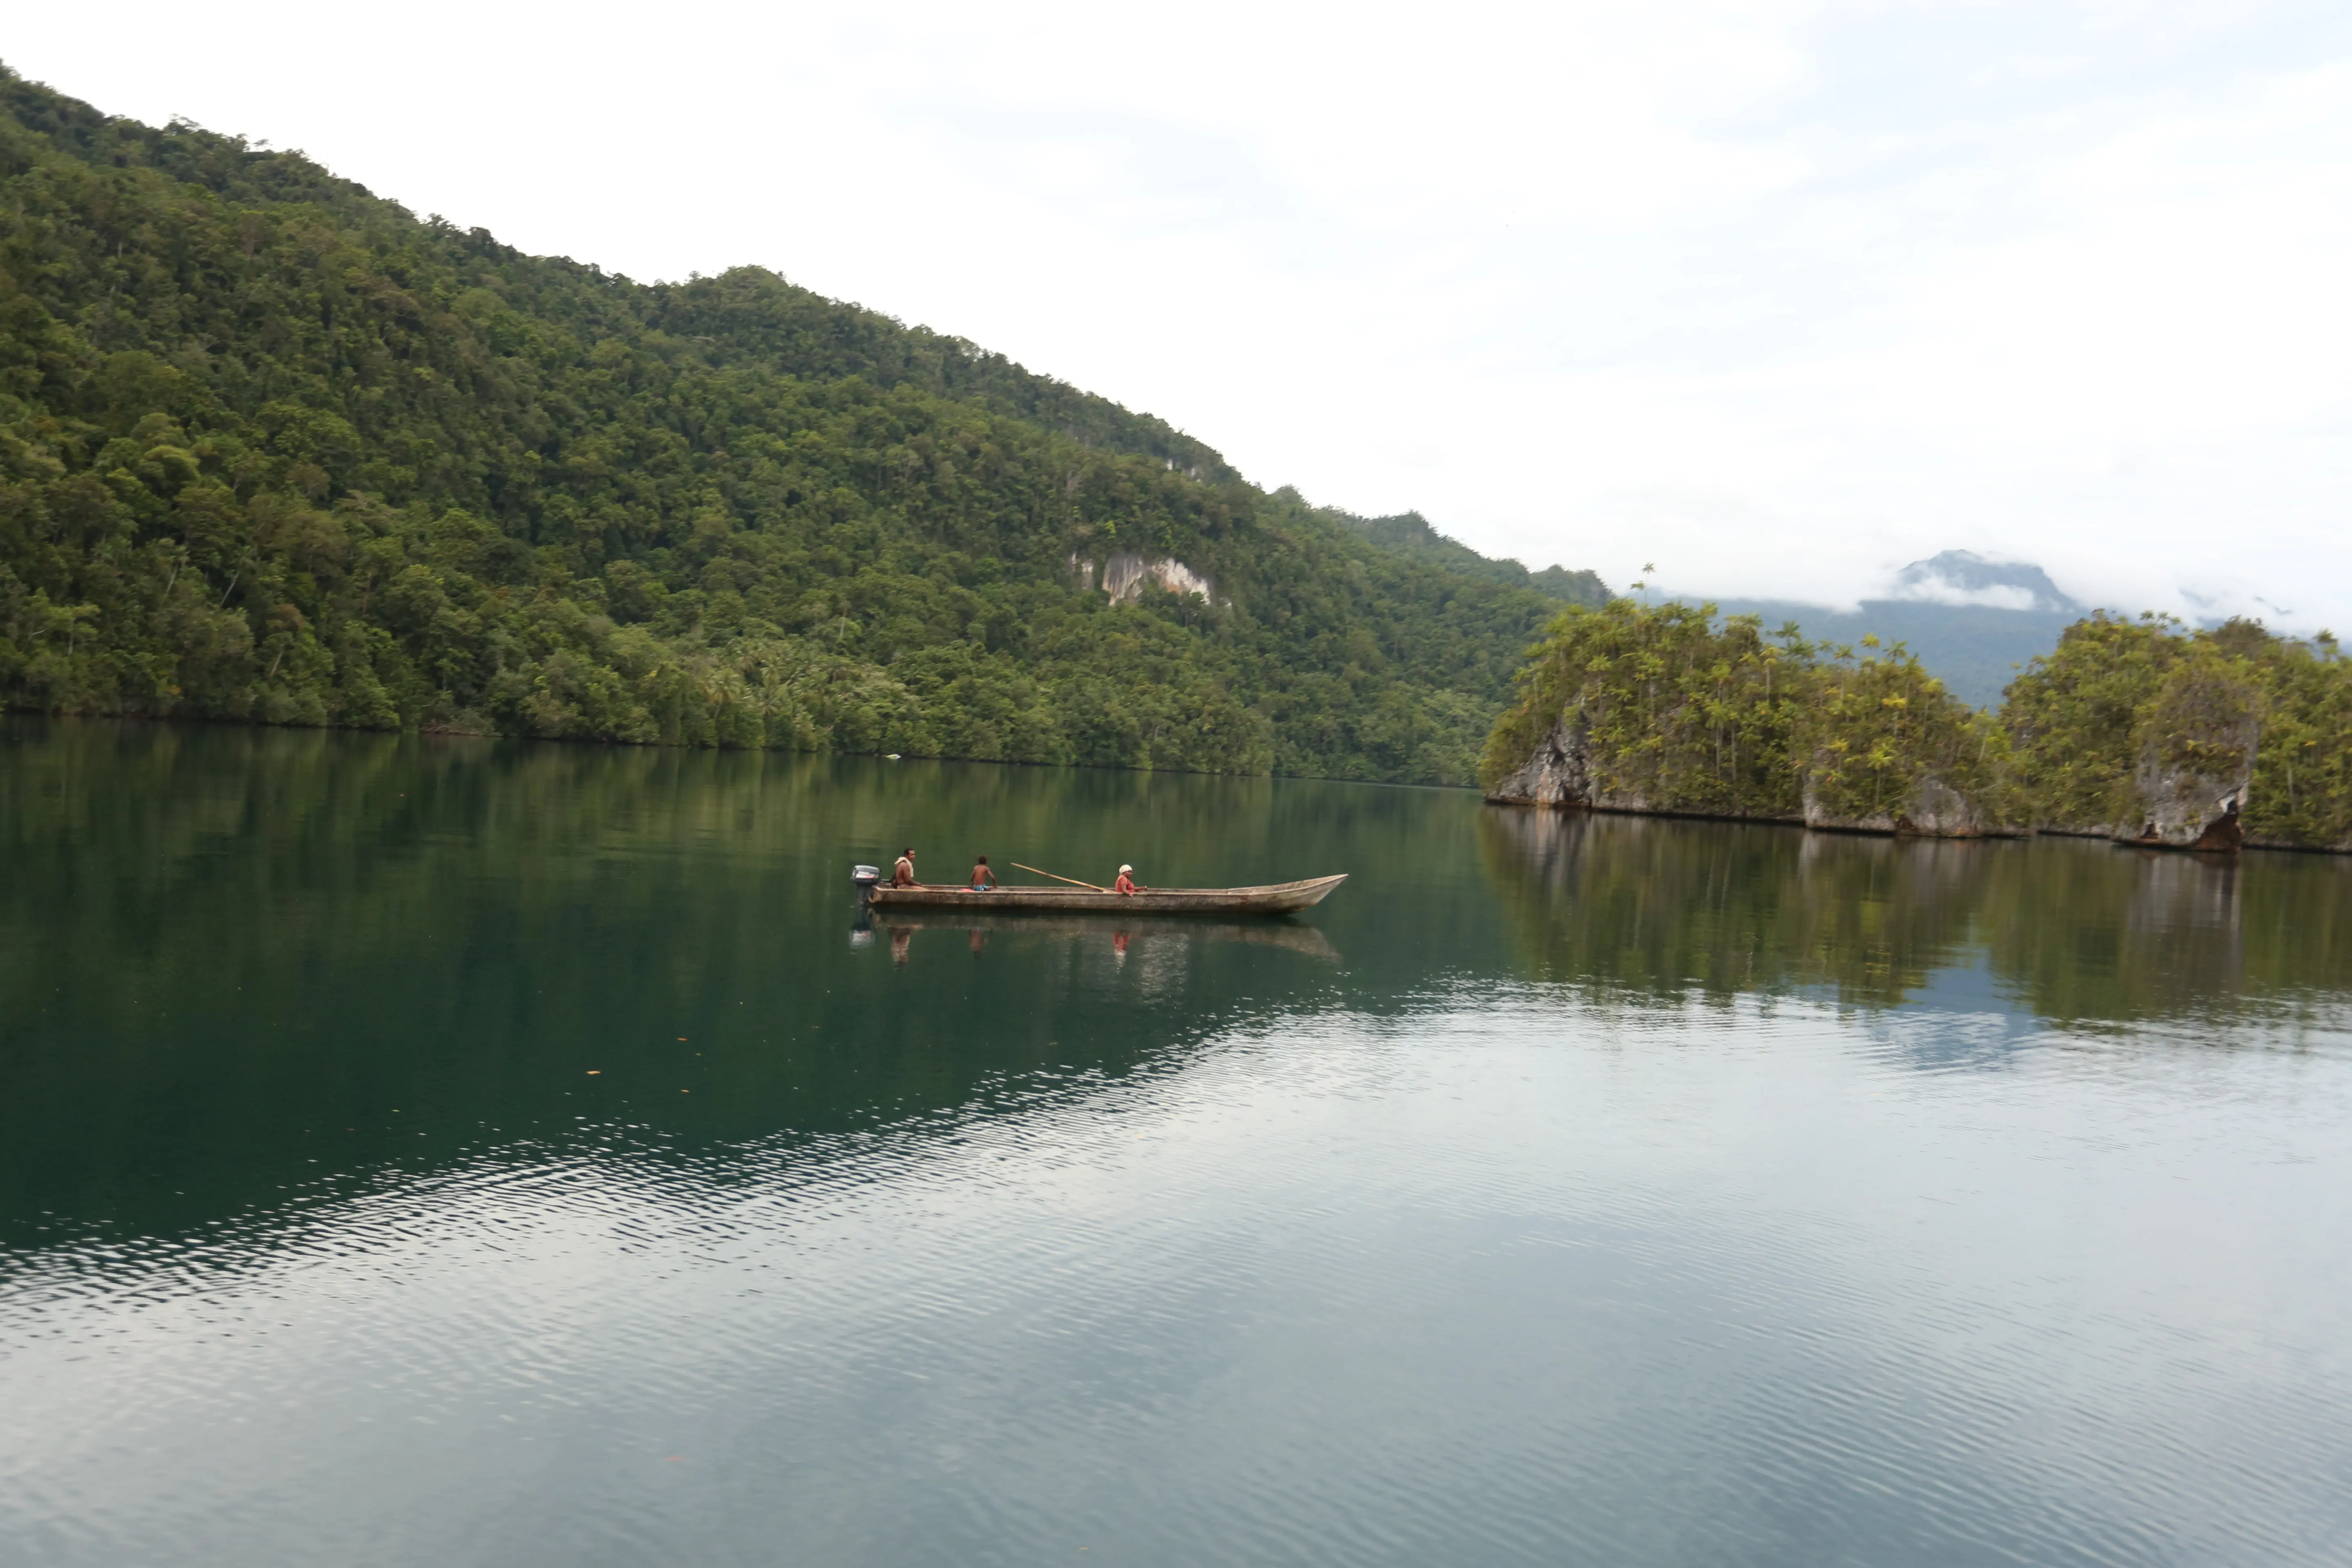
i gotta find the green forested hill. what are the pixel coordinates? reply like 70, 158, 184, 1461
0, 67, 1604, 784
1335, 510, 1608, 602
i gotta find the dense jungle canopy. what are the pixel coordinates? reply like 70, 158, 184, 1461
0, 66, 1608, 785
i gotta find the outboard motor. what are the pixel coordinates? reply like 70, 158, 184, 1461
850, 864, 882, 947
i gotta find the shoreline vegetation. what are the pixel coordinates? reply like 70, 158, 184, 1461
1481, 599, 2352, 855
0, 68, 1604, 788
7, 64, 2339, 844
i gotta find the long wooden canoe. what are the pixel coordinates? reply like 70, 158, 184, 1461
866, 873, 1346, 916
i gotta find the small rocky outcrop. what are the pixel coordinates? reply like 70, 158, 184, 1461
2111, 762, 2252, 851
1483, 718, 1592, 808
2106, 663, 2260, 851
1480, 718, 1666, 813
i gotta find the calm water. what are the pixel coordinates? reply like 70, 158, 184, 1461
4, 719, 2351, 1567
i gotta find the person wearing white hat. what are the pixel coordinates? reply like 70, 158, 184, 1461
1114, 863, 1144, 895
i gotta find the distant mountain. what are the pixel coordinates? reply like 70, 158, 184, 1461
1889, 551, 2077, 615
1334, 513, 1609, 606
1702, 552, 2084, 708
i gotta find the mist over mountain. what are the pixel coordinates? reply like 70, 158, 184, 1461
1701, 552, 2086, 708
1888, 552, 2078, 615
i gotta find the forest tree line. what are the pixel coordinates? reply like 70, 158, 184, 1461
0, 67, 1606, 786
1481, 599, 2352, 853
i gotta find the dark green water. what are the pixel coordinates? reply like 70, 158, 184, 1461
4, 718, 2350, 1566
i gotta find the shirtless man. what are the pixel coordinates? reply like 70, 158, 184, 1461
892, 847, 918, 887
968, 855, 998, 890
1114, 863, 1145, 895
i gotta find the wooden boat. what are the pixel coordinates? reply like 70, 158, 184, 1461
866, 873, 1346, 917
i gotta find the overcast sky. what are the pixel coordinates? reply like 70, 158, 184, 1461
11, 2, 2351, 626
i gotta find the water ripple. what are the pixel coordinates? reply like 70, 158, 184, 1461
9, 993, 2350, 1565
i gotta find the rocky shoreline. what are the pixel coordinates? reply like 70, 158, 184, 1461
1486, 715, 2278, 852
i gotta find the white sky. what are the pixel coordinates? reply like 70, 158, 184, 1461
11, 2, 2351, 627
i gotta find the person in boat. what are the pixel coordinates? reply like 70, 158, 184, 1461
1115, 864, 1145, 895
892, 847, 918, 887
968, 855, 997, 891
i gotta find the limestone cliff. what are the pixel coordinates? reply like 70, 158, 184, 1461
1071, 551, 1222, 606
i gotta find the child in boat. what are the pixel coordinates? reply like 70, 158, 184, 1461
1115, 864, 1144, 895
969, 856, 997, 890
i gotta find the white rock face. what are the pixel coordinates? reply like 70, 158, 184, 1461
1074, 550, 1221, 606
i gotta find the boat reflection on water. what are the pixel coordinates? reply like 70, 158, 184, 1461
854, 907, 1342, 966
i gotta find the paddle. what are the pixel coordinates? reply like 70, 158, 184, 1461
1009, 861, 1110, 893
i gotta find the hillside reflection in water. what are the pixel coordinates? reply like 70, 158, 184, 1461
1482, 803, 2352, 1035
3, 719, 2350, 1568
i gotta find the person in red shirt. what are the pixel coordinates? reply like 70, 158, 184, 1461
1114, 863, 1144, 895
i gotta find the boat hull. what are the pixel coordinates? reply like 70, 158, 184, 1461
866, 873, 1346, 916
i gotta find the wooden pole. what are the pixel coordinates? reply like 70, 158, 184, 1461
1009, 861, 1109, 893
